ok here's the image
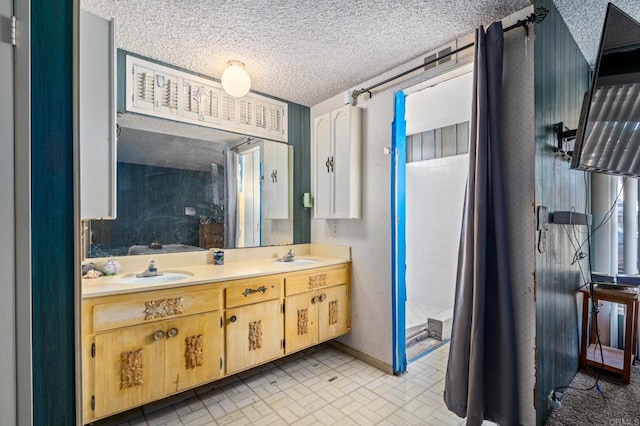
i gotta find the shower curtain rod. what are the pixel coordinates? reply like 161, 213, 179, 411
350, 7, 549, 106
230, 137, 258, 151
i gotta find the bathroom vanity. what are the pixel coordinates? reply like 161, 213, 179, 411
81, 245, 350, 423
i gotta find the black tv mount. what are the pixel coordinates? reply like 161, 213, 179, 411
553, 121, 577, 161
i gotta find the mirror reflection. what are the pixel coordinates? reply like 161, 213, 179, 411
86, 114, 293, 258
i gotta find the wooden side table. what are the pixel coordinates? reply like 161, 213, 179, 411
580, 286, 639, 383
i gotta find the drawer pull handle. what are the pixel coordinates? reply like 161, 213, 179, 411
312, 296, 320, 304
153, 329, 166, 340
320, 294, 327, 302
242, 286, 268, 297
167, 327, 179, 338
229, 315, 237, 323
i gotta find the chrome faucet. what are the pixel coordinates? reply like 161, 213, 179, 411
136, 259, 164, 278
280, 249, 295, 262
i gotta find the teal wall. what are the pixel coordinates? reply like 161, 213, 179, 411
288, 102, 311, 244
534, 1, 591, 424
32, 0, 76, 424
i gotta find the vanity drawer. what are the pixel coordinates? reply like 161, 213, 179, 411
92, 287, 220, 333
225, 276, 282, 308
285, 265, 348, 296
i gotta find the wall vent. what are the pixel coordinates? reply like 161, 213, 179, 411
424, 43, 456, 71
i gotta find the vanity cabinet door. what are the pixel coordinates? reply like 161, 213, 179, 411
318, 285, 349, 342
284, 291, 319, 354
225, 299, 283, 374
164, 311, 221, 394
93, 322, 166, 418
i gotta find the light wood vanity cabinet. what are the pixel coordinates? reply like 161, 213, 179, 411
83, 263, 350, 424
284, 265, 350, 353
83, 285, 223, 421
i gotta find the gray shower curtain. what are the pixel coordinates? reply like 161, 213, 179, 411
443, 22, 519, 425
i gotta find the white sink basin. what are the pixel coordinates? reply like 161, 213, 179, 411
115, 271, 193, 285
275, 258, 320, 265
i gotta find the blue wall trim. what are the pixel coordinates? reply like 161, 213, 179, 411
391, 91, 407, 374
31, 0, 76, 424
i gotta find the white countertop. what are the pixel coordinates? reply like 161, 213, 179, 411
82, 246, 350, 298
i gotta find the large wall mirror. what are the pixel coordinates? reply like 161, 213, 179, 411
86, 113, 293, 258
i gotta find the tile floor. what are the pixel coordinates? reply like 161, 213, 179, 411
96, 342, 468, 426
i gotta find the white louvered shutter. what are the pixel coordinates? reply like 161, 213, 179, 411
269, 106, 284, 135
200, 84, 220, 123
239, 99, 253, 126
132, 64, 155, 111
255, 103, 267, 129
181, 79, 200, 120
155, 72, 179, 115
222, 94, 236, 123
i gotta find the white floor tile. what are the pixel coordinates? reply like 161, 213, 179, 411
99, 342, 476, 426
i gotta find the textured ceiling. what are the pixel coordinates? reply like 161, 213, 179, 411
81, 0, 640, 107
555, 0, 640, 68
82, 0, 531, 106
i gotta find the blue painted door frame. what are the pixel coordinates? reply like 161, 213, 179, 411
391, 91, 407, 374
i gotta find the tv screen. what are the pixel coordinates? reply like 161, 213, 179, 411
571, 3, 640, 177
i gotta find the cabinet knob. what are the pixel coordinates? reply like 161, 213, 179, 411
325, 157, 331, 173
229, 315, 237, 323
312, 296, 320, 304
167, 327, 179, 338
320, 293, 327, 302
153, 329, 166, 341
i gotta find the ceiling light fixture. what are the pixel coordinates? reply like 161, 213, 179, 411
221, 61, 251, 98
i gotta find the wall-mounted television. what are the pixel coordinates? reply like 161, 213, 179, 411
571, 3, 640, 177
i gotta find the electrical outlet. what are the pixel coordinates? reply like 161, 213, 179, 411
331, 220, 339, 237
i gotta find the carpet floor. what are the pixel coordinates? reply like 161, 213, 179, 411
546, 362, 640, 425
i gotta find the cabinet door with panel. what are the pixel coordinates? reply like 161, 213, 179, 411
284, 291, 319, 353
79, 10, 116, 220
313, 105, 361, 219
313, 113, 332, 219
93, 321, 166, 418
262, 141, 291, 219
163, 312, 222, 394
225, 299, 284, 373
317, 285, 349, 341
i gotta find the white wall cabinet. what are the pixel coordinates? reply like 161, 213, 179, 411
126, 55, 288, 143
313, 105, 362, 219
262, 142, 292, 219
80, 10, 117, 219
